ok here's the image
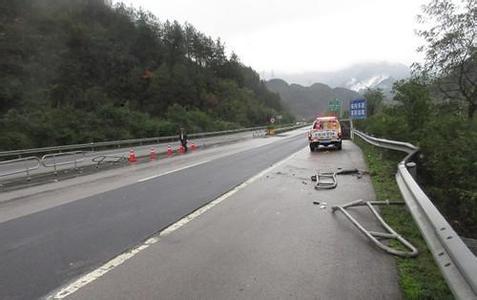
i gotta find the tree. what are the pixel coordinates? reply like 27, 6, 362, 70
393, 78, 432, 134
0, 0, 294, 150
363, 88, 384, 116
415, 0, 477, 119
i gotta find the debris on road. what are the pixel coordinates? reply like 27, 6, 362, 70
312, 172, 337, 190
309, 168, 369, 191
332, 199, 418, 257
312, 200, 327, 209
335, 168, 369, 179
92, 155, 127, 167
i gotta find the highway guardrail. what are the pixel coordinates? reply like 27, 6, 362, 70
353, 129, 477, 300
0, 123, 308, 183
0, 123, 307, 159
0, 125, 282, 159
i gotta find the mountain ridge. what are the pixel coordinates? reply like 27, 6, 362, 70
265, 79, 361, 120
263, 62, 410, 96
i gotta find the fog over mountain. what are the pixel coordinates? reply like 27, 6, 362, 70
265, 79, 361, 120
263, 62, 411, 95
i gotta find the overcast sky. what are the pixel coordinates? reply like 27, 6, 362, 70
115, 0, 428, 74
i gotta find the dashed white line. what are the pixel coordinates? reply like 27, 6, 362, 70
49, 148, 302, 299
136, 159, 212, 183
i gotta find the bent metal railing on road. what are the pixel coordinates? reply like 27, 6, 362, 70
353, 129, 477, 300
41, 151, 88, 173
0, 157, 41, 180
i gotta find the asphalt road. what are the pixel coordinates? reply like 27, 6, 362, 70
0, 132, 307, 299
66, 141, 401, 300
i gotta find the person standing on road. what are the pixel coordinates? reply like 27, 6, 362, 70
179, 127, 188, 152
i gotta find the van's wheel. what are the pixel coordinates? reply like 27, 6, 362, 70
336, 142, 342, 150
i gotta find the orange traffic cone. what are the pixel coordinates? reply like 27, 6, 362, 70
128, 149, 137, 163
149, 147, 157, 160
167, 144, 173, 157
190, 142, 197, 151
178, 145, 185, 154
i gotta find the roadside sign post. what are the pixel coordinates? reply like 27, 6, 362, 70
268, 117, 276, 135
350, 99, 367, 120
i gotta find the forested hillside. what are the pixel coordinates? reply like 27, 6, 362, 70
0, 0, 293, 150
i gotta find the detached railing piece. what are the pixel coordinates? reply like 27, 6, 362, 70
353, 129, 477, 299
332, 199, 418, 257
311, 172, 337, 190
311, 168, 367, 190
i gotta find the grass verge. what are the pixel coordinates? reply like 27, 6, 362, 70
354, 138, 453, 300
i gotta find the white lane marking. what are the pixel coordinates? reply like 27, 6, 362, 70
49, 148, 302, 300
136, 159, 212, 183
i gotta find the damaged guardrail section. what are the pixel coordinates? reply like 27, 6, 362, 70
353, 129, 477, 300
0, 123, 301, 159
0, 124, 308, 183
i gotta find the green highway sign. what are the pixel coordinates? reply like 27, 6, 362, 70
328, 99, 341, 112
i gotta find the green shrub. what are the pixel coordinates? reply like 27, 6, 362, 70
418, 116, 477, 237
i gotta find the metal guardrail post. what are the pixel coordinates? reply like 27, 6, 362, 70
353, 129, 477, 299
406, 162, 417, 179
350, 119, 354, 140
73, 153, 78, 170
23, 159, 30, 180
52, 155, 57, 174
